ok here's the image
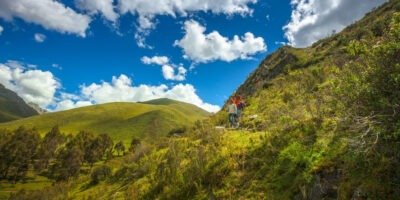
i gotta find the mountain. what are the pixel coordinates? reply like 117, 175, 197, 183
0, 99, 209, 143
142, 98, 184, 105
27, 102, 47, 114
0, 84, 39, 122
232, 2, 398, 102
213, 0, 400, 199
2, 1, 399, 199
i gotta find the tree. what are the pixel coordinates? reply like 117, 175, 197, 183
90, 165, 112, 184
84, 138, 103, 168
50, 146, 84, 181
67, 131, 100, 167
129, 137, 141, 152
35, 126, 65, 172
0, 127, 40, 183
114, 141, 125, 156
97, 134, 114, 161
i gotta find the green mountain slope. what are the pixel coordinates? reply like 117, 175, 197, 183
2, 1, 399, 200
0, 84, 39, 122
142, 98, 181, 105
0, 99, 209, 142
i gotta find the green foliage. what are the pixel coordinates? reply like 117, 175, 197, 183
50, 145, 84, 181
2, 4, 400, 200
90, 165, 112, 184
34, 126, 65, 173
167, 126, 187, 136
0, 127, 40, 183
129, 137, 141, 152
114, 141, 125, 156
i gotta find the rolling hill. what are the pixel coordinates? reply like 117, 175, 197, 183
0, 84, 39, 122
2, 1, 399, 199
0, 99, 209, 142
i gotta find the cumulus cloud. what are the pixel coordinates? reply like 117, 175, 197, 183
55, 99, 93, 111
0, 61, 218, 112
141, 56, 169, 65
0, 0, 91, 37
60, 74, 220, 112
118, 0, 257, 47
284, 0, 387, 48
75, 0, 119, 22
174, 20, 266, 63
119, 0, 256, 26
34, 33, 46, 43
142, 55, 187, 81
0, 25, 3, 35
0, 61, 60, 107
162, 65, 187, 81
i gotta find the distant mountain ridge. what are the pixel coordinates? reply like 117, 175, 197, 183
0, 84, 39, 122
1, 1, 399, 199
27, 102, 47, 114
0, 98, 209, 142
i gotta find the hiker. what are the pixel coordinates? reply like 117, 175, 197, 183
233, 96, 246, 128
227, 98, 238, 128
236, 96, 246, 120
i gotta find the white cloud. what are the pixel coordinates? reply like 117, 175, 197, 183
59, 74, 219, 112
118, 0, 257, 47
0, 0, 91, 37
0, 61, 60, 107
0, 61, 218, 112
75, 0, 119, 22
174, 20, 266, 63
55, 99, 93, 111
119, 0, 256, 26
142, 55, 187, 81
0, 25, 3, 35
141, 56, 169, 65
34, 33, 46, 43
162, 65, 187, 81
284, 0, 387, 48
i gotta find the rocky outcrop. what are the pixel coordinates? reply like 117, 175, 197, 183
28, 102, 47, 114
0, 84, 39, 122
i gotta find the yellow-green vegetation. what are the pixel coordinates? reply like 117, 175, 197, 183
2, 1, 400, 200
0, 99, 209, 143
3, 126, 267, 200
0, 173, 51, 199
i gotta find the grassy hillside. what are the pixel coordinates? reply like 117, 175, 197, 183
2, 1, 399, 199
0, 99, 209, 143
0, 84, 39, 122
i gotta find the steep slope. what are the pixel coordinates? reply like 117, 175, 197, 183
0, 99, 209, 142
27, 102, 47, 114
0, 84, 39, 122
214, 0, 400, 199
234, 1, 399, 100
3, 1, 399, 200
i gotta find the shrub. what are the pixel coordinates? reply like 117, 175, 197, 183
90, 165, 112, 184
167, 126, 187, 136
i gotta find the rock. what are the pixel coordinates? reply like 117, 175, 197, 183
308, 167, 342, 200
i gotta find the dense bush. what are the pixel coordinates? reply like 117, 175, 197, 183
90, 165, 112, 184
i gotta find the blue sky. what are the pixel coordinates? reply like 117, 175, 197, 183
0, 0, 386, 112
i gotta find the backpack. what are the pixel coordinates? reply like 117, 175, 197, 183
238, 102, 245, 110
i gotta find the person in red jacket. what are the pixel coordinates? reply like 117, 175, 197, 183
232, 95, 245, 128
227, 98, 238, 128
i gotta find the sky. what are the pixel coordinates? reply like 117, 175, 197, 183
0, 0, 387, 112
